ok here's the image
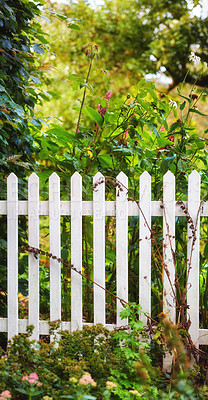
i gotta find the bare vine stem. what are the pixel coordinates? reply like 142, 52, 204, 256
21, 244, 128, 308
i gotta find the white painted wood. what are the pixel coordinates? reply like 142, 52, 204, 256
187, 171, 201, 347
28, 173, 39, 340
116, 172, 128, 326
1, 199, 208, 218
139, 172, 151, 324
93, 172, 105, 324
7, 173, 18, 339
49, 173, 61, 339
163, 171, 175, 323
199, 329, 208, 345
71, 172, 82, 331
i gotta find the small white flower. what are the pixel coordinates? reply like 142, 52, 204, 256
169, 99, 177, 108
189, 51, 201, 65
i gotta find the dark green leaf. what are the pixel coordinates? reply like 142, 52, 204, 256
180, 101, 186, 110
84, 106, 104, 127
189, 108, 208, 117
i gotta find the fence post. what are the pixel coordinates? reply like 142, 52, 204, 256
163, 171, 176, 322
139, 171, 151, 324
28, 173, 39, 340
187, 171, 201, 349
49, 173, 61, 339
163, 171, 175, 371
93, 172, 105, 325
7, 173, 18, 339
71, 172, 82, 331
116, 172, 128, 326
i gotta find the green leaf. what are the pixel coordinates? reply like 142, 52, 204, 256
169, 122, 181, 133
180, 101, 186, 111
15, 389, 28, 395
160, 155, 176, 174
84, 106, 104, 127
68, 23, 80, 30
137, 78, 146, 88
189, 108, 208, 117
46, 125, 76, 143
61, 249, 69, 259
177, 89, 191, 103
32, 43, 45, 55
98, 154, 114, 168
177, 159, 187, 172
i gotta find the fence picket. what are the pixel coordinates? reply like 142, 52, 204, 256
116, 172, 128, 326
93, 172, 105, 324
139, 171, 151, 323
71, 172, 82, 330
49, 173, 61, 336
7, 173, 18, 339
28, 173, 39, 340
163, 171, 175, 323
187, 171, 201, 347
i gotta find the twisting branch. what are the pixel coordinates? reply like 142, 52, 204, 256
21, 244, 128, 308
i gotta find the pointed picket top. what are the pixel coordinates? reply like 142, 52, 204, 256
93, 171, 105, 181
93, 172, 105, 200
140, 171, 151, 201
93, 172, 105, 192
116, 171, 128, 198
8, 172, 17, 179
7, 173, 18, 205
29, 172, 38, 180
163, 171, 175, 202
71, 171, 82, 180
49, 171, 60, 182
189, 170, 200, 179
140, 170, 151, 180
28, 173, 39, 195
7, 172, 18, 184
188, 170, 201, 190
163, 170, 175, 181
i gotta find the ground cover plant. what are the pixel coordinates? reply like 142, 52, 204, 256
0, 305, 208, 399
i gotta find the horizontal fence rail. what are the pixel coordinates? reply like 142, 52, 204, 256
0, 171, 207, 347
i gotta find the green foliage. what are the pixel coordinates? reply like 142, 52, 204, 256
0, 0, 50, 178
40, 0, 208, 128
0, 0, 50, 335
0, 317, 207, 399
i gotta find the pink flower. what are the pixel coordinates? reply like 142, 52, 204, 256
21, 373, 41, 386
104, 91, 112, 100
79, 373, 97, 387
159, 126, 165, 132
0, 390, 12, 399
28, 379, 36, 384
29, 373, 39, 381
22, 376, 29, 381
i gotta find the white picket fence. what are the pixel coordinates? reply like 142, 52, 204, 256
0, 170, 208, 347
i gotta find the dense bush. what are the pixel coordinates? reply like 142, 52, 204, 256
0, 305, 208, 399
